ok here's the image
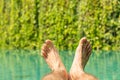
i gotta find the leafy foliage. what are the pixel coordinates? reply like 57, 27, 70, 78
0, 0, 120, 51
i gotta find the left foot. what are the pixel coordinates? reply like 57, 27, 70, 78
41, 40, 68, 79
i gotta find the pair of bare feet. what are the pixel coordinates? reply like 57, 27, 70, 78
41, 37, 98, 80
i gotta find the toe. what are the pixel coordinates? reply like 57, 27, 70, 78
45, 40, 54, 49
42, 43, 47, 49
45, 39, 51, 44
41, 43, 49, 58
81, 37, 87, 43
79, 37, 87, 46
41, 50, 47, 58
41, 40, 54, 58
87, 47, 92, 57
86, 41, 91, 50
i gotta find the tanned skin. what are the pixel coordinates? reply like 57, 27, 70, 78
41, 40, 68, 80
41, 37, 98, 80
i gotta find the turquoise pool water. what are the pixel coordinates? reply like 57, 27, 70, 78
0, 50, 120, 80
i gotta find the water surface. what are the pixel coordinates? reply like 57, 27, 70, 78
0, 50, 119, 80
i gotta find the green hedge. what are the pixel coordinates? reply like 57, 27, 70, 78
0, 0, 120, 51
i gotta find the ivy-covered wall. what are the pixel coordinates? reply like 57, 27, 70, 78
0, 0, 120, 50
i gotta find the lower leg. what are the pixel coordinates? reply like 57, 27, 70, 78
42, 71, 67, 80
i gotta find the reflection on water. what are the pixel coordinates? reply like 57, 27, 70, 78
0, 50, 120, 80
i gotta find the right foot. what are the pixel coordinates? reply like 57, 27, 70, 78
41, 40, 68, 79
69, 37, 92, 79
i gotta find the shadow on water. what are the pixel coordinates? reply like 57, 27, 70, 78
0, 50, 120, 80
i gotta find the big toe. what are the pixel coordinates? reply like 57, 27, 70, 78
45, 40, 54, 48
79, 37, 87, 45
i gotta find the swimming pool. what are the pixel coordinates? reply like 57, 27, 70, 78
0, 50, 119, 80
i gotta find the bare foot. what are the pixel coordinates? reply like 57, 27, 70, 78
69, 37, 93, 79
41, 40, 68, 79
